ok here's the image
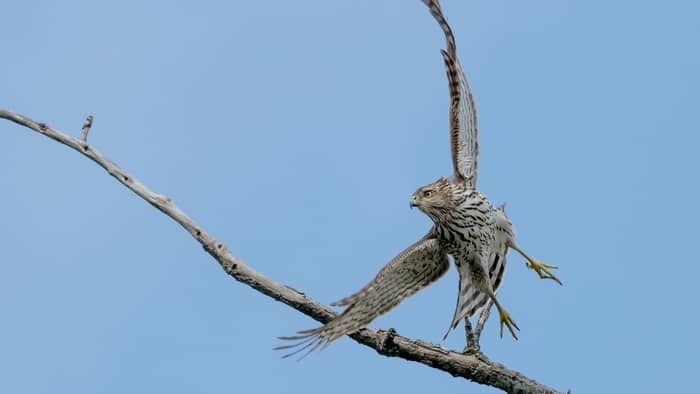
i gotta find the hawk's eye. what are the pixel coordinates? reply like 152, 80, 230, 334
423, 190, 433, 198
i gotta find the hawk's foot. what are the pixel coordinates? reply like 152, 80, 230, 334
527, 258, 562, 285
507, 242, 562, 285
462, 344, 480, 355
497, 306, 519, 340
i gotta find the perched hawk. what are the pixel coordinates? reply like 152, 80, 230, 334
277, 0, 560, 358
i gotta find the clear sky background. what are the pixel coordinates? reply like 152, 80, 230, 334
2, 1, 698, 393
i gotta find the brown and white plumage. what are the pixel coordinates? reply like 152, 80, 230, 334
276, 236, 449, 359
422, 0, 504, 337
424, 0, 479, 188
444, 203, 510, 337
278, 0, 560, 357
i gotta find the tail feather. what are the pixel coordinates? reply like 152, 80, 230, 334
274, 327, 332, 360
444, 250, 508, 339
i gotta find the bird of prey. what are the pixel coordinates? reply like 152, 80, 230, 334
277, 0, 561, 358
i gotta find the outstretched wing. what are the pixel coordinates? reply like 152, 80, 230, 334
276, 234, 449, 359
422, 0, 479, 189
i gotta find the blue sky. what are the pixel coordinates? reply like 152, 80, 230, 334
2, 0, 698, 393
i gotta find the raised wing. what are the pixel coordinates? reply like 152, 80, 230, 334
276, 234, 449, 359
422, 0, 479, 189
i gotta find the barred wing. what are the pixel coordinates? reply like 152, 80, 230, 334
276, 235, 449, 359
423, 0, 479, 189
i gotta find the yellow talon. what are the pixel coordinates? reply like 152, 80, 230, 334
527, 258, 562, 286
508, 242, 563, 286
497, 306, 519, 340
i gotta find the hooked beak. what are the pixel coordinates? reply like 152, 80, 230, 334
410, 195, 419, 209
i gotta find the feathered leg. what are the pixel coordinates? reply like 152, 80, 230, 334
468, 258, 519, 340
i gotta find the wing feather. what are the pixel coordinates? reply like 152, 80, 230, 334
276, 234, 449, 358
423, 0, 479, 188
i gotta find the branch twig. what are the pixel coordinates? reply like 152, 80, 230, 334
80, 114, 93, 142
0, 108, 564, 394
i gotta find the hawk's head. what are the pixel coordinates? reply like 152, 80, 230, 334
410, 178, 455, 220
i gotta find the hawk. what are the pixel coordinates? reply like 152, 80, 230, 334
277, 0, 561, 358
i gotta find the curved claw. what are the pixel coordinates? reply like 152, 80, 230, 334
527, 259, 562, 286
497, 307, 519, 340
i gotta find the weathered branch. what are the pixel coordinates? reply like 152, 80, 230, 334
0, 108, 564, 394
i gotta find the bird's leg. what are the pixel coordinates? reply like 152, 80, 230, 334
469, 259, 518, 340
463, 318, 479, 353
475, 281, 518, 340
508, 241, 562, 285
463, 299, 494, 353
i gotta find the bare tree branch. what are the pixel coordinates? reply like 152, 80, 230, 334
0, 108, 565, 394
